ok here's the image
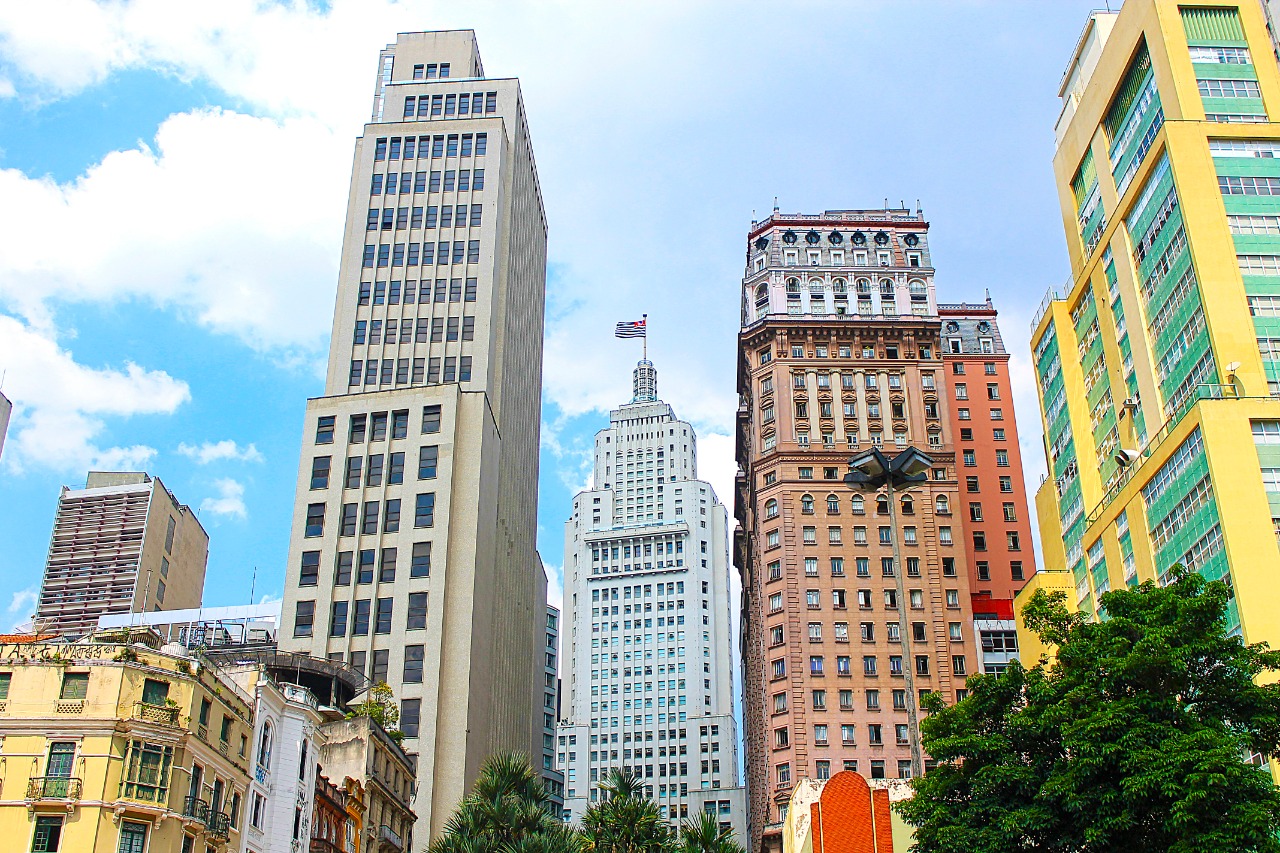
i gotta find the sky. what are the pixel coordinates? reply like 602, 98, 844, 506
0, 0, 1103, 631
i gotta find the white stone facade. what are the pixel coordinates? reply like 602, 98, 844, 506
556, 363, 746, 847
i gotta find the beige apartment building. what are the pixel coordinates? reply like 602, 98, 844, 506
35, 472, 208, 638
277, 31, 549, 848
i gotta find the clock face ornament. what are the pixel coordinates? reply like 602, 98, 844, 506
874, 231, 889, 245
805, 230, 821, 244
783, 230, 798, 244
828, 231, 843, 245
755, 237, 769, 251
904, 234, 919, 247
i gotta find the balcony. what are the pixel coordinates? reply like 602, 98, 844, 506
378, 824, 404, 852
280, 682, 319, 710
27, 776, 82, 801
183, 796, 210, 825
133, 701, 179, 726
207, 811, 232, 840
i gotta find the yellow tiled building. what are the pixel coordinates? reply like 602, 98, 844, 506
0, 637, 253, 853
1021, 0, 1280, 678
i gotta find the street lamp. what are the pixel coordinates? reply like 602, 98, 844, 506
844, 446, 933, 779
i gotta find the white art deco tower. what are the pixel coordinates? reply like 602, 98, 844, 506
278, 31, 549, 849
556, 360, 747, 846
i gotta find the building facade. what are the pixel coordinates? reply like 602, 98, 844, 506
735, 210, 979, 852
36, 471, 209, 639
0, 637, 253, 853
1021, 0, 1280, 666
277, 30, 549, 847
542, 605, 564, 814
556, 360, 747, 844
227, 668, 327, 853
317, 717, 416, 853
938, 303, 1036, 675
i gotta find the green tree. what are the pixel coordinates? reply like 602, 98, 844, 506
347, 681, 400, 729
897, 569, 1280, 853
581, 770, 674, 853
428, 752, 579, 853
676, 810, 744, 853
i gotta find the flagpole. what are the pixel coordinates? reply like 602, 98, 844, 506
643, 314, 648, 360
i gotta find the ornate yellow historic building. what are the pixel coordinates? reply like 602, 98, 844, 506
0, 636, 253, 852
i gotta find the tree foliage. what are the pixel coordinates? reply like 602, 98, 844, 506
897, 569, 1280, 853
429, 760, 745, 853
428, 752, 580, 853
346, 681, 400, 729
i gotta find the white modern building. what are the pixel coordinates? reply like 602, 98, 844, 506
276, 30, 549, 848
556, 360, 747, 846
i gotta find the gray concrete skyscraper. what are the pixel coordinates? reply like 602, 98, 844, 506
278, 31, 549, 849
556, 360, 747, 846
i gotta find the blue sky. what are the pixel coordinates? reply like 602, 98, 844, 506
0, 0, 1101, 629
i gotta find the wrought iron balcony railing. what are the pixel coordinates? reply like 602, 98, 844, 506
182, 796, 210, 824
27, 776, 82, 800
207, 811, 232, 840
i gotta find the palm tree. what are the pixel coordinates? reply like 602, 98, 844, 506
677, 811, 743, 853
428, 752, 577, 853
581, 769, 674, 853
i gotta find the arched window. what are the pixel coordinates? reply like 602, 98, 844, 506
809, 279, 825, 293
832, 278, 847, 293
935, 494, 950, 515
856, 278, 871, 294
786, 278, 801, 294
880, 279, 895, 296
801, 494, 815, 514
826, 494, 840, 514
900, 495, 914, 515
755, 282, 768, 302
908, 280, 927, 299
876, 495, 890, 515
258, 721, 273, 768
850, 494, 865, 514
764, 498, 778, 519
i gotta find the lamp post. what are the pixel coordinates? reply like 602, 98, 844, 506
844, 446, 933, 779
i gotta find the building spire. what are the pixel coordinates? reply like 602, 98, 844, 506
632, 359, 658, 403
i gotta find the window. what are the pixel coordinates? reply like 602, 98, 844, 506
401, 699, 421, 738
422, 405, 442, 433
60, 672, 89, 700
298, 552, 321, 587
329, 602, 348, 637
407, 593, 428, 629
415, 493, 436, 527
418, 445, 439, 479
31, 816, 64, 853
411, 542, 432, 578
293, 601, 315, 637
304, 502, 325, 535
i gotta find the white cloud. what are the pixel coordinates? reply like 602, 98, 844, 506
0, 314, 190, 473
6, 586, 37, 632
7, 585, 36, 614
200, 477, 247, 519
0, 108, 349, 353
544, 563, 564, 613
177, 440, 263, 465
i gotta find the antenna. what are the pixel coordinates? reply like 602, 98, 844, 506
249, 566, 257, 604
